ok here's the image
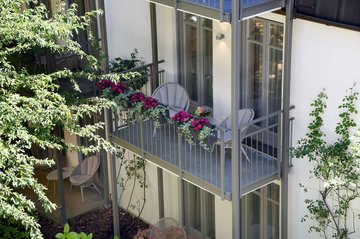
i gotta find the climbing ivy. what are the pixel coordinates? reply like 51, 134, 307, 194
293, 87, 360, 239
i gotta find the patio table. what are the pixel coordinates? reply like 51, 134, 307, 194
46, 166, 74, 195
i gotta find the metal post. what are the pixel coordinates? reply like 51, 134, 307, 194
231, 0, 242, 238
98, 0, 110, 73
157, 167, 165, 219
281, 0, 294, 238
106, 109, 120, 237
55, 126, 67, 225
178, 133, 184, 225
220, 129, 225, 200
150, 3, 159, 90
110, 151, 120, 237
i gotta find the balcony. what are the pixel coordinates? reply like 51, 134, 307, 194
108, 63, 292, 199
149, 0, 285, 21
111, 111, 289, 199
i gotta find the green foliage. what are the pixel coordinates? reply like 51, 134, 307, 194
109, 49, 148, 90
116, 147, 147, 220
0, 217, 31, 239
293, 88, 360, 239
55, 223, 93, 239
0, 1, 115, 238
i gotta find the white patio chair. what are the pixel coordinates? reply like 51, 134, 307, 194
152, 82, 190, 117
151, 82, 190, 137
213, 109, 255, 163
69, 155, 101, 202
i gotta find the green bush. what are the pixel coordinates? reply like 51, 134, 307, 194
0, 218, 30, 239
109, 49, 149, 90
55, 223, 93, 239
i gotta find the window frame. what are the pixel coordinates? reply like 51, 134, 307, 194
183, 181, 216, 239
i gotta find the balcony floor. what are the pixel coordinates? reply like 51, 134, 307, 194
111, 120, 279, 197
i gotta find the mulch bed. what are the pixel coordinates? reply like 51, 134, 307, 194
39, 207, 149, 239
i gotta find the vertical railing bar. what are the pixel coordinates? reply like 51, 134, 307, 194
178, 133, 182, 171
220, 129, 225, 200
140, 121, 145, 157
277, 112, 283, 179
159, 122, 163, 160
219, 0, 224, 22
289, 117, 294, 167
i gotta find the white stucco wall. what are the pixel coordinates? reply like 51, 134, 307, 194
289, 18, 360, 239
104, 0, 152, 63
117, 152, 160, 225
63, 130, 79, 167
215, 196, 233, 239
212, 20, 232, 118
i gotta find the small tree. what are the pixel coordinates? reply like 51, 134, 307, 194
0, 0, 115, 238
293, 88, 360, 239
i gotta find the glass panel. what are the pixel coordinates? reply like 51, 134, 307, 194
266, 201, 279, 239
245, 193, 261, 239
270, 23, 284, 48
185, 14, 199, 24
202, 18, 212, 28
203, 28, 213, 107
189, 186, 202, 232
266, 184, 280, 239
247, 42, 263, 118
266, 183, 280, 202
249, 19, 264, 43
185, 22, 198, 102
205, 194, 215, 239
268, 48, 283, 115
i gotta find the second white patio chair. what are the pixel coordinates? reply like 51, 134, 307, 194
69, 155, 101, 202
213, 108, 255, 162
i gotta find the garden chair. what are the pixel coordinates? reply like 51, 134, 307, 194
151, 82, 190, 137
69, 155, 101, 202
212, 108, 255, 163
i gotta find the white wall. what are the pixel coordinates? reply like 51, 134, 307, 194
289, 18, 360, 239
215, 196, 233, 239
104, 0, 152, 63
63, 130, 80, 167
117, 152, 160, 225
212, 21, 232, 118
156, 5, 178, 83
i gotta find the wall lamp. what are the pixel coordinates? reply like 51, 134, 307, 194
216, 33, 225, 40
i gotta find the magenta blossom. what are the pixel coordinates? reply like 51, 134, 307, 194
172, 111, 192, 123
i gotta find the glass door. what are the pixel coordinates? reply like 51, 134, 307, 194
245, 18, 284, 119
243, 183, 280, 239
182, 14, 213, 108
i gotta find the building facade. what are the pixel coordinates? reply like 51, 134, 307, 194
103, 0, 360, 238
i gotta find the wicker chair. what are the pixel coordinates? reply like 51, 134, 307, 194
69, 155, 101, 202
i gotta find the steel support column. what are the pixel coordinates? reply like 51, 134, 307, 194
98, 0, 110, 73
231, 0, 242, 238
150, 3, 159, 90
281, 0, 294, 238
55, 126, 67, 225
106, 109, 120, 237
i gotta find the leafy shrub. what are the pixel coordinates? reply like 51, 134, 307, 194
55, 223, 93, 239
109, 49, 148, 90
0, 218, 30, 239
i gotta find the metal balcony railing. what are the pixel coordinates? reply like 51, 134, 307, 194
109, 75, 293, 199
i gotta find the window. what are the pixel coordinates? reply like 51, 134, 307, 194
183, 182, 215, 239
244, 18, 284, 119
243, 183, 280, 239
181, 13, 213, 108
